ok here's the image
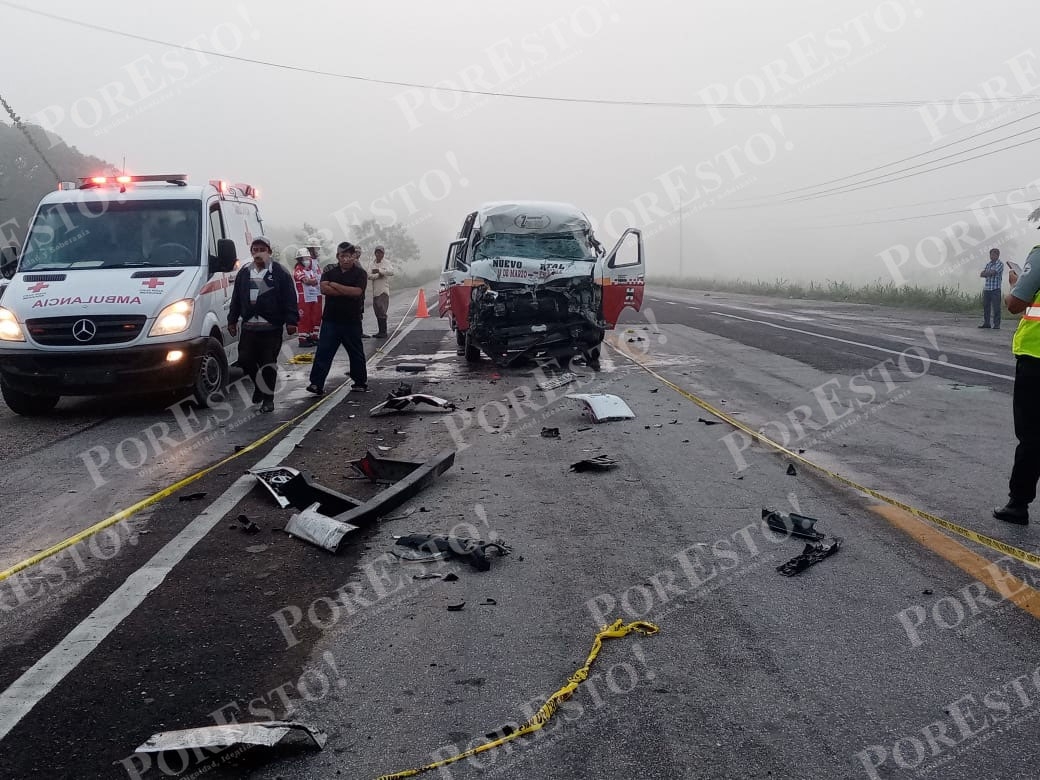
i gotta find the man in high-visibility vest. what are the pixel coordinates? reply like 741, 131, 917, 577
995, 244, 1040, 524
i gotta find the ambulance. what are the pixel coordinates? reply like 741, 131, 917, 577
0, 174, 263, 415
438, 201, 645, 369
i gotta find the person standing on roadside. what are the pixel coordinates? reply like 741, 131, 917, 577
994, 243, 1040, 524
293, 247, 322, 347
980, 248, 1004, 329
228, 237, 298, 413
368, 245, 395, 339
306, 241, 369, 395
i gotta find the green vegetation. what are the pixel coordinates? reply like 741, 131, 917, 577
652, 275, 988, 314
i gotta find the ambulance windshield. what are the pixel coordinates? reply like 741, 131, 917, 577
20, 200, 202, 271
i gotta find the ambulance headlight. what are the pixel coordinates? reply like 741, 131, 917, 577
149, 299, 194, 336
0, 307, 24, 342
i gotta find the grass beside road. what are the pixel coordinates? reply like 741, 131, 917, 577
653, 275, 988, 314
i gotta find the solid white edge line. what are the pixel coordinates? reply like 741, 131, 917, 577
0, 317, 422, 742
712, 311, 1014, 381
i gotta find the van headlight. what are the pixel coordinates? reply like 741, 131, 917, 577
149, 299, 194, 336
0, 307, 24, 342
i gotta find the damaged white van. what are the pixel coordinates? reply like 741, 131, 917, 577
0, 174, 260, 415
438, 201, 645, 369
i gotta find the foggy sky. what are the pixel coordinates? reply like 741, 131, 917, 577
2, 0, 1039, 285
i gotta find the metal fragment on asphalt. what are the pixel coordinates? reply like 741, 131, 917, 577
762, 509, 825, 541
566, 393, 635, 423
136, 721, 327, 753
285, 502, 359, 553
537, 372, 578, 391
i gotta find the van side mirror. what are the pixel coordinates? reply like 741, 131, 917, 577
213, 238, 238, 273
0, 246, 18, 280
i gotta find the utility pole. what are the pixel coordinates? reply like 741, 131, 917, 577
678, 202, 684, 277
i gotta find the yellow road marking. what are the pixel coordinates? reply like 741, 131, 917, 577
609, 338, 1040, 573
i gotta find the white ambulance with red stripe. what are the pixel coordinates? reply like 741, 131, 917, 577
0, 174, 262, 415
438, 201, 645, 370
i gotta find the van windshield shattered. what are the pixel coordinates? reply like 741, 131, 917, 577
474, 231, 595, 262
19, 200, 202, 271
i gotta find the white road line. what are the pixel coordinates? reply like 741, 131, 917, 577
712, 311, 1014, 381
0, 319, 421, 742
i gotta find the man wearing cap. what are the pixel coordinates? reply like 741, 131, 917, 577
368, 245, 395, 339
306, 241, 369, 395
228, 237, 299, 413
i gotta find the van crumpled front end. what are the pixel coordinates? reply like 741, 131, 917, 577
467, 276, 604, 366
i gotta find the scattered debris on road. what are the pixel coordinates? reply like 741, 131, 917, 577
178, 492, 207, 502
288, 353, 315, 364
567, 393, 635, 423
570, 455, 619, 472
786, 464, 798, 476
370, 382, 456, 416
249, 466, 302, 509
396, 363, 427, 373
697, 417, 720, 426
285, 503, 358, 552
447, 601, 466, 611
394, 534, 512, 571
776, 537, 842, 576
537, 372, 578, 391
136, 721, 327, 755
540, 427, 560, 439
276, 450, 455, 553
762, 509, 825, 541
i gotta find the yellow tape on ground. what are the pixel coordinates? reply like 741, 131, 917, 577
288, 352, 314, 364
610, 341, 1040, 570
0, 390, 342, 584
0, 303, 423, 585
376, 619, 660, 780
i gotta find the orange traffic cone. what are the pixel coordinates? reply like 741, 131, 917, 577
416, 288, 430, 318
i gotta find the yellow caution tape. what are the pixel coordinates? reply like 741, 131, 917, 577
611, 341, 1040, 569
288, 352, 315, 364
0, 305, 417, 584
376, 619, 660, 780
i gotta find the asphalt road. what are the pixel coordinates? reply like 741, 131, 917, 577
2, 286, 1040, 780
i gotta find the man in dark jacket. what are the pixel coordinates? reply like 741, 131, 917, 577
228, 236, 299, 413
306, 241, 368, 395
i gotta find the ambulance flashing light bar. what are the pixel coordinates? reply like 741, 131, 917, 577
67, 175, 259, 199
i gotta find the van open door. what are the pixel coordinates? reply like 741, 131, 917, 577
598, 228, 645, 328
439, 238, 467, 320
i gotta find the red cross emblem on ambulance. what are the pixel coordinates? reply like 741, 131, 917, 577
141, 278, 165, 289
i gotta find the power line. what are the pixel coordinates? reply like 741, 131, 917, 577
4, 1, 1040, 112
770, 125, 1040, 204
731, 107, 1040, 204
0, 90, 61, 181
713, 131, 1040, 212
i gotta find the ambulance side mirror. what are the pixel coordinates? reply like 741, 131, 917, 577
212, 239, 238, 273
0, 246, 17, 279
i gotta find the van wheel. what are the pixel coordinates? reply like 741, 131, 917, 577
1, 377, 59, 416
192, 338, 229, 407
464, 333, 482, 363
585, 346, 601, 372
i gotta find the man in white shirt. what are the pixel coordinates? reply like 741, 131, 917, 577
368, 245, 395, 339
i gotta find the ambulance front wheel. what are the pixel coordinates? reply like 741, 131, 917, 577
191, 337, 229, 407
0, 377, 59, 416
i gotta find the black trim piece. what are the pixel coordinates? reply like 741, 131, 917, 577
22, 274, 67, 282
130, 270, 184, 278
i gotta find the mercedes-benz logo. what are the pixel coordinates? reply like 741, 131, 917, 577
72, 319, 97, 342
